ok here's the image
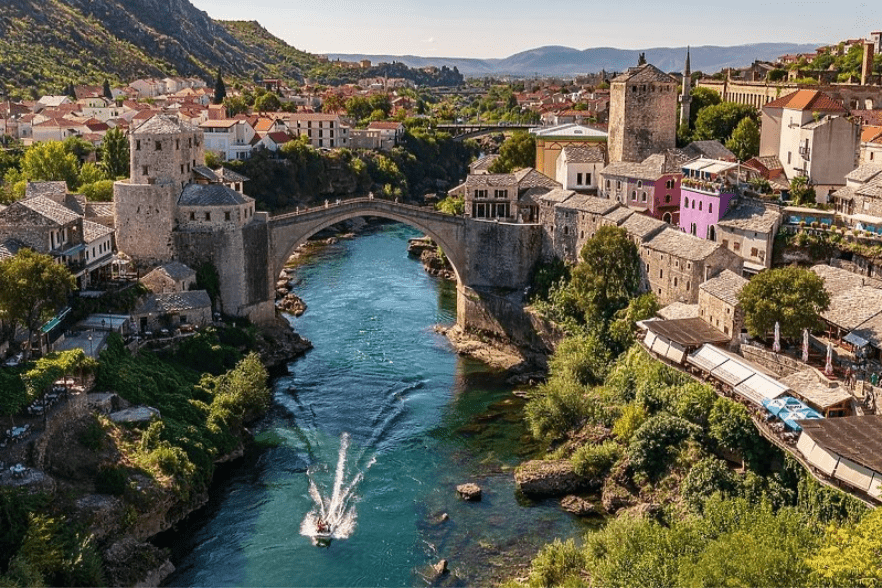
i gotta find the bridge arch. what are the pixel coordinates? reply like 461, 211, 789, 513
267, 199, 468, 288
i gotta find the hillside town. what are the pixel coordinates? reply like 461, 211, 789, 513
2, 22, 882, 588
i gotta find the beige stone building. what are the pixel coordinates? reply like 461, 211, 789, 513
831, 163, 882, 219
555, 144, 607, 193
607, 64, 678, 163
141, 261, 197, 294
551, 194, 620, 262
462, 168, 559, 223
640, 228, 744, 305
530, 124, 608, 176
759, 90, 860, 201
716, 201, 782, 272
698, 269, 748, 340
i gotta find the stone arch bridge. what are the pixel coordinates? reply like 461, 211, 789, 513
260, 197, 544, 331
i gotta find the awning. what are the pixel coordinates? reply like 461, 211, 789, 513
762, 395, 803, 417
834, 457, 875, 492
844, 332, 870, 348
738, 374, 790, 405
711, 359, 755, 387
687, 344, 730, 372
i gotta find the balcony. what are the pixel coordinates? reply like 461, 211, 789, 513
799, 145, 811, 161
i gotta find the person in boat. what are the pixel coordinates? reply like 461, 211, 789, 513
316, 518, 330, 534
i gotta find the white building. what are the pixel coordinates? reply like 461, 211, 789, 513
199, 119, 257, 161
760, 89, 860, 202
555, 144, 607, 193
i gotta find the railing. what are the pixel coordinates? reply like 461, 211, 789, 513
799, 145, 811, 161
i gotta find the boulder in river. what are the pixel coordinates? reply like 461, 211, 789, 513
456, 483, 482, 501
560, 495, 596, 516
514, 460, 586, 497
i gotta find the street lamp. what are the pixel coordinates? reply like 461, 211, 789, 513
87, 331, 93, 358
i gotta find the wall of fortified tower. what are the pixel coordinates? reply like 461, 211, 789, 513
609, 81, 677, 162
462, 221, 543, 290
113, 181, 178, 264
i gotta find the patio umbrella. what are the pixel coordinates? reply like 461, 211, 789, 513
802, 329, 810, 363
825, 343, 834, 376
773, 321, 781, 353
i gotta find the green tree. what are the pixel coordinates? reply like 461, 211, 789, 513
569, 225, 641, 322
435, 195, 464, 215
692, 102, 757, 144
99, 126, 130, 179
369, 94, 392, 117
725, 117, 760, 161
17, 141, 80, 190
738, 266, 830, 340
808, 508, 882, 587
0, 250, 76, 360
76, 162, 106, 188
214, 70, 227, 105
79, 179, 114, 202
345, 96, 373, 121
62, 136, 95, 164
487, 131, 536, 173
609, 292, 659, 351
254, 92, 281, 112
687, 86, 723, 130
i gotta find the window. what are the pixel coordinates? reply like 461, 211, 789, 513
751, 247, 759, 258
699, 201, 703, 211
155, 141, 162, 151
666, 179, 674, 189
686, 281, 690, 291
692, 199, 696, 209
142, 165, 148, 176
205, 212, 211, 221
577, 172, 583, 185
586, 173, 591, 185
709, 203, 713, 214
684, 197, 689, 207
189, 138, 192, 148
641, 192, 647, 203
606, 179, 610, 188
180, 164, 184, 174
176, 139, 180, 150
616, 180, 622, 190
136, 140, 141, 151
659, 269, 663, 278
475, 189, 488, 198
787, 151, 792, 164
674, 277, 678, 287
665, 194, 671, 203
734, 242, 741, 251
637, 180, 643, 188
632, 190, 637, 200
225, 211, 231, 221
564, 226, 569, 235
722, 239, 729, 248
190, 212, 195, 221
494, 189, 508, 199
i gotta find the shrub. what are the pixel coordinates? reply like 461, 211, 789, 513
628, 413, 701, 479
673, 382, 718, 426
681, 457, 738, 513
708, 397, 765, 467
572, 440, 623, 479
522, 539, 587, 588
524, 380, 599, 443
95, 466, 127, 496
611, 403, 647, 442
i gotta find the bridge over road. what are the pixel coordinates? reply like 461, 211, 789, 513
435, 123, 539, 141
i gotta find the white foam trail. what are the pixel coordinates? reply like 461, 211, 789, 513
301, 433, 373, 541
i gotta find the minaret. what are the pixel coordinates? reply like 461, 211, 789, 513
680, 47, 692, 126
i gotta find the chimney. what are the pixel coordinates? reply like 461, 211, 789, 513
862, 41, 875, 86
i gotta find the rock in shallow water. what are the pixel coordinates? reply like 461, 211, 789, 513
560, 495, 596, 516
514, 460, 588, 497
456, 483, 482, 501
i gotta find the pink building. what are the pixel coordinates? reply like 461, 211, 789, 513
599, 150, 693, 225
679, 159, 739, 241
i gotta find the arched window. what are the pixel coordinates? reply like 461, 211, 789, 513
637, 180, 643, 188
684, 197, 689, 207
665, 194, 671, 203
708, 225, 717, 241
663, 212, 672, 223
699, 201, 703, 211
632, 191, 637, 200
709, 202, 713, 214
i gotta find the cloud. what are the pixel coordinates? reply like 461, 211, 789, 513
421, 37, 435, 44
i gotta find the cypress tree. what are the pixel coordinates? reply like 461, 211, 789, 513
214, 71, 227, 105
103, 79, 113, 101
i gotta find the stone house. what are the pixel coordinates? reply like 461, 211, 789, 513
861, 126, 882, 165
551, 194, 620, 262
141, 261, 197, 294
760, 89, 860, 201
682, 140, 737, 162
716, 202, 782, 273
132, 290, 213, 333
555, 144, 607, 193
640, 228, 744, 305
82, 221, 115, 286
258, 131, 296, 152
0, 196, 85, 277
831, 163, 882, 221
698, 269, 748, 341
366, 121, 405, 150
530, 123, 608, 176
621, 213, 668, 247
463, 168, 560, 223
600, 149, 692, 224
469, 154, 500, 175
608, 64, 678, 163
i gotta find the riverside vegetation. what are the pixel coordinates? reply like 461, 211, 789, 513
0, 328, 272, 587
510, 226, 881, 588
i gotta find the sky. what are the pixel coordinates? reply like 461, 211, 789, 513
190, 0, 881, 58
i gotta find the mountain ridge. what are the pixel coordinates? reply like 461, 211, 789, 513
327, 42, 823, 77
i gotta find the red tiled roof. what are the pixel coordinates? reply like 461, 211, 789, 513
367, 121, 403, 130
861, 126, 882, 143
763, 90, 846, 113
267, 131, 292, 144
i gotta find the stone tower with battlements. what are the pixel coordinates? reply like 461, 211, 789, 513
114, 115, 203, 265
608, 64, 679, 163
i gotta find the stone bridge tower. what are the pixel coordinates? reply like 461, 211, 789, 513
113, 115, 203, 265
608, 64, 679, 163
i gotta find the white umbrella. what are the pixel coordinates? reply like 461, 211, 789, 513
825, 343, 834, 376
773, 321, 781, 353
802, 329, 810, 363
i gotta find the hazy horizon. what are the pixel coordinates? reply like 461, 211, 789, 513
189, 0, 878, 59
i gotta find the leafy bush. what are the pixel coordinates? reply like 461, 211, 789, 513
547, 332, 613, 387
521, 539, 587, 588
611, 403, 647, 442
628, 414, 701, 479
95, 466, 127, 496
681, 457, 738, 513
708, 397, 765, 467
524, 380, 599, 443
673, 382, 718, 427
571, 440, 623, 479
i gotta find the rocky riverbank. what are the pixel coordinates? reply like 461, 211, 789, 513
436, 324, 548, 386
407, 236, 456, 281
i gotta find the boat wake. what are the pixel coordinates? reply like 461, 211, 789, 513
300, 432, 374, 542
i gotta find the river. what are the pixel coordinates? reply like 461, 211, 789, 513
163, 223, 589, 587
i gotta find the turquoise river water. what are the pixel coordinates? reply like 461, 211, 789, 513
162, 223, 589, 587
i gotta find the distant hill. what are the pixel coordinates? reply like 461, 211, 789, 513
328, 43, 823, 77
